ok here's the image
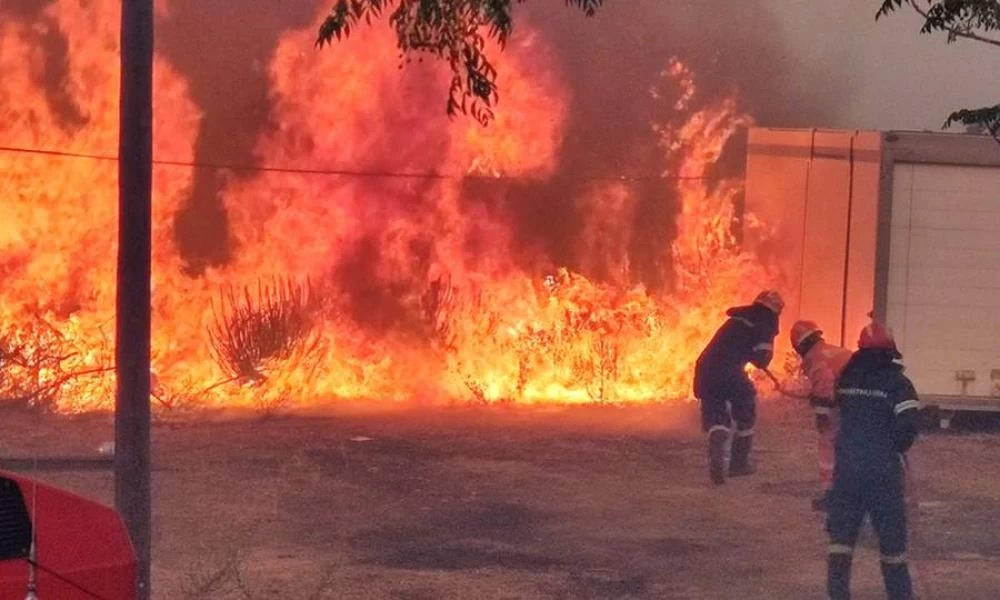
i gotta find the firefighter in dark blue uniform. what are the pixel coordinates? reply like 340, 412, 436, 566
827, 321, 920, 600
693, 290, 783, 485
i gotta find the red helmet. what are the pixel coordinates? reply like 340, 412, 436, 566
791, 320, 822, 348
858, 321, 900, 356
753, 290, 785, 315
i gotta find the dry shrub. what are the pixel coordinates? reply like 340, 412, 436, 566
464, 377, 488, 405
574, 335, 621, 404
0, 316, 112, 412
208, 278, 318, 383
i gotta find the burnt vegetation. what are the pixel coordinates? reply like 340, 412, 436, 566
421, 275, 500, 353
458, 271, 663, 405
0, 317, 112, 413
208, 279, 319, 383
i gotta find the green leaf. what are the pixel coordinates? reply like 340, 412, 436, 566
315, 0, 606, 125
876, 0, 909, 20
944, 104, 1000, 137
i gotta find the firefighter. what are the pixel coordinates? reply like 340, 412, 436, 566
693, 290, 783, 485
790, 320, 852, 512
827, 320, 919, 600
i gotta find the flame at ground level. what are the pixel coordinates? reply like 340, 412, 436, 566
0, 1, 781, 413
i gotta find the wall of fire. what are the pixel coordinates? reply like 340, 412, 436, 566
743, 128, 882, 352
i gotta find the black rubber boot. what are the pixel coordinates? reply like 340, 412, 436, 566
708, 429, 728, 485
729, 433, 755, 477
881, 562, 914, 600
827, 553, 852, 600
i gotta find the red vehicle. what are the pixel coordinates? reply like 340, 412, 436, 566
0, 472, 135, 599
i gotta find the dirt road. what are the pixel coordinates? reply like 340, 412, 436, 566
2, 403, 998, 599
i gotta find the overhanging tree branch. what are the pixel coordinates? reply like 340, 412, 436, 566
924, 0, 1000, 45
315, 1, 605, 125
879, 0, 1000, 44
877, 0, 1000, 136
945, 105, 1000, 136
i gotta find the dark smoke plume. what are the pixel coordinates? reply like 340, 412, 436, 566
6, 0, 848, 328
156, 0, 322, 275
152, 0, 847, 322
1, 0, 88, 131
485, 0, 849, 293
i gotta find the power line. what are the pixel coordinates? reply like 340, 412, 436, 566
0, 143, 717, 182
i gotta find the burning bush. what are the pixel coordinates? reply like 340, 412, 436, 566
0, 316, 113, 412
208, 279, 319, 383
0, 0, 782, 412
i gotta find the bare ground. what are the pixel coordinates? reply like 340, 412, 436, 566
1, 402, 999, 599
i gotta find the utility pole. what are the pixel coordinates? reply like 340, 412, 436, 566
116, 1, 154, 598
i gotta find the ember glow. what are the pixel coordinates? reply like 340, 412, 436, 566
0, 1, 778, 412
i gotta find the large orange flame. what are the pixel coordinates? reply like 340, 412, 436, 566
0, 1, 778, 412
